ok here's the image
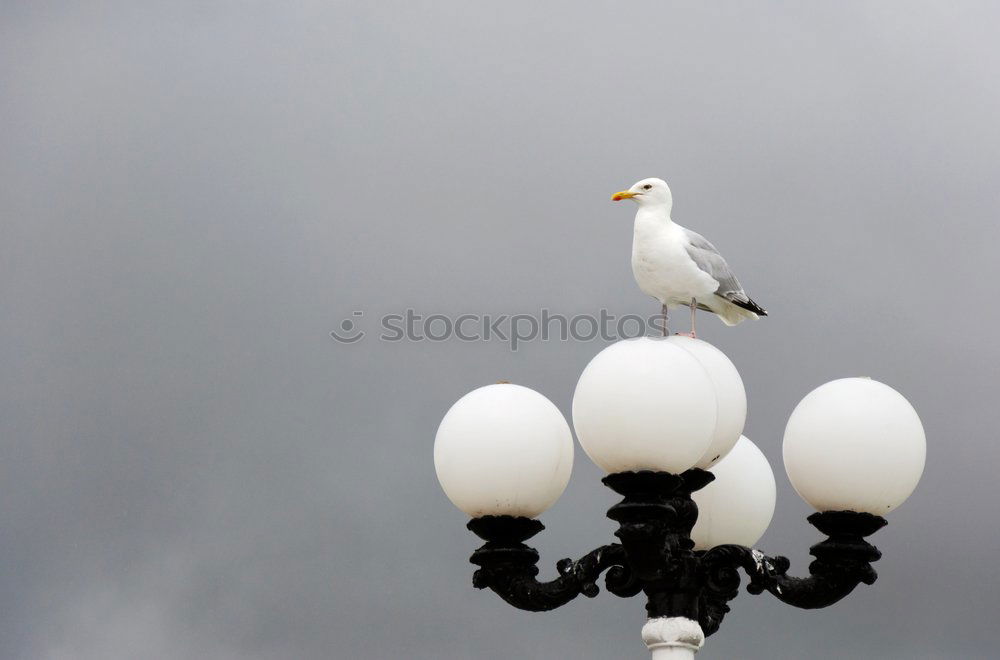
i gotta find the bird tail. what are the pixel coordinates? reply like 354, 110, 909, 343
714, 296, 767, 326
730, 297, 767, 317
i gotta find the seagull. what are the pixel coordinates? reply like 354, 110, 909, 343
612, 177, 766, 337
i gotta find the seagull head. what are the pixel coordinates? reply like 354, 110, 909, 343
611, 178, 672, 210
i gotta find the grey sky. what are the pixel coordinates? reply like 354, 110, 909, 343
2, 2, 999, 658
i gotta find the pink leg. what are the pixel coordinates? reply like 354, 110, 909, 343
674, 298, 697, 338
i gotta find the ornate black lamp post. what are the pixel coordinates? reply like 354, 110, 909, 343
468, 472, 886, 653
435, 338, 925, 658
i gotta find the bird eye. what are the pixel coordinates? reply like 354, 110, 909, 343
643, 184, 652, 190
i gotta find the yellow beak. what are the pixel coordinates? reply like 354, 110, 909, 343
611, 191, 637, 201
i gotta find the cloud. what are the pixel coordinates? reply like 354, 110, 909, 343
1, 2, 999, 658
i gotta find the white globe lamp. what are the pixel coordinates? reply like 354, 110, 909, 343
572, 338, 717, 474
666, 337, 747, 468
783, 378, 926, 515
434, 383, 574, 518
691, 436, 776, 550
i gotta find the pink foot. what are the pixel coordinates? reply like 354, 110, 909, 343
674, 331, 697, 338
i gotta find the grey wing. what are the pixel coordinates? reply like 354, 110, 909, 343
682, 228, 751, 304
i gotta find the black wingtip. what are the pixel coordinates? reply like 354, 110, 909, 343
732, 297, 767, 317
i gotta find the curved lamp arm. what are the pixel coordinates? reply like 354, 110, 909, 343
698, 511, 887, 635
467, 516, 640, 612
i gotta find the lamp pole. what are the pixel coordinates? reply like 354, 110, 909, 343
435, 338, 925, 658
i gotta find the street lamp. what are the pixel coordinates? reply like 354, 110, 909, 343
434, 337, 926, 658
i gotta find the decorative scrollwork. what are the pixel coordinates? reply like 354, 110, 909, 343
604, 563, 643, 598
698, 544, 754, 636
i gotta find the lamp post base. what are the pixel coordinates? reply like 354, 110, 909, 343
642, 617, 704, 659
